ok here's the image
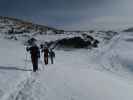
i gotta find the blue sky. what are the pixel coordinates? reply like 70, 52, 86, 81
0, 0, 133, 30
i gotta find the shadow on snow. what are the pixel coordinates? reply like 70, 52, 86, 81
0, 66, 32, 72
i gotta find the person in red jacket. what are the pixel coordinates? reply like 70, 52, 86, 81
26, 44, 40, 72
41, 45, 49, 65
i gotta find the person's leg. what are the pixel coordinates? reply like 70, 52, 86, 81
51, 57, 53, 64
44, 57, 46, 65
44, 57, 47, 65
32, 57, 38, 72
32, 61, 36, 72
31, 57, 36, 72
33, 64, 36, 72
46, 57, 48, 64
35, 58, 38, 71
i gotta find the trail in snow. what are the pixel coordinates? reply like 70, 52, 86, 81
90, 32, 133, 81
6, 60, 133, 100
0, 38, 32, 100
2, 49, 91, 100
4, 50, 133, 100
0, 32, 133, 100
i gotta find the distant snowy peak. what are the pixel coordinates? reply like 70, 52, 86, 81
0, 16, 119, 49
0, 16, 62, 35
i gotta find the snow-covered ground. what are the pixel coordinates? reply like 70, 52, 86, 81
0, 32, 133, 100
92, 32, 133, 80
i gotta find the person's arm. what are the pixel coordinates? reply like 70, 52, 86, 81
53, 51, 55, 57
37, 47, 40, 58
41, 48, 44, 52
26, 47, 30, 52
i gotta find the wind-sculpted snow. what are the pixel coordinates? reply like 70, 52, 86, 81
92, 32, 133, 79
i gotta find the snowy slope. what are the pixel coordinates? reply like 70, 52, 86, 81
0, 32, 133, 100
2, 50, 133, 100
92, 32, 133, 80
0, 38, 31, 100
0, 17, 132, 100
0, 16, 118, 48
0, 16, 57, 34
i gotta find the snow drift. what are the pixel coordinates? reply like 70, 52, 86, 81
93, 32, 133, 79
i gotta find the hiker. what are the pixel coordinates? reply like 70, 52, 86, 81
26, 43, 40, 72
41, 45, 49, 65
49, 48, 55, 64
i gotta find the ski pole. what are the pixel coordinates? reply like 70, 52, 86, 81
25, 52, 27, 67
25, 46, 28, 68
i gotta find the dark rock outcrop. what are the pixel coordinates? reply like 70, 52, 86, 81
47, 36, 99, 49
123, 28, 133, 32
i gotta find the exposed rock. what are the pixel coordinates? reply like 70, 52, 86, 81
47, 36, 99, 49
123, 27, 133, 32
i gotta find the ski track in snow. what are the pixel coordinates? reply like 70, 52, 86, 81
3, 49, 91, 100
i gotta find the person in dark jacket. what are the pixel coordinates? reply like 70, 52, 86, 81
49, 49, 55, 64
26, 44, 40, 72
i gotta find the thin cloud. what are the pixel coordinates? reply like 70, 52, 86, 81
0, 0, 133, 30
